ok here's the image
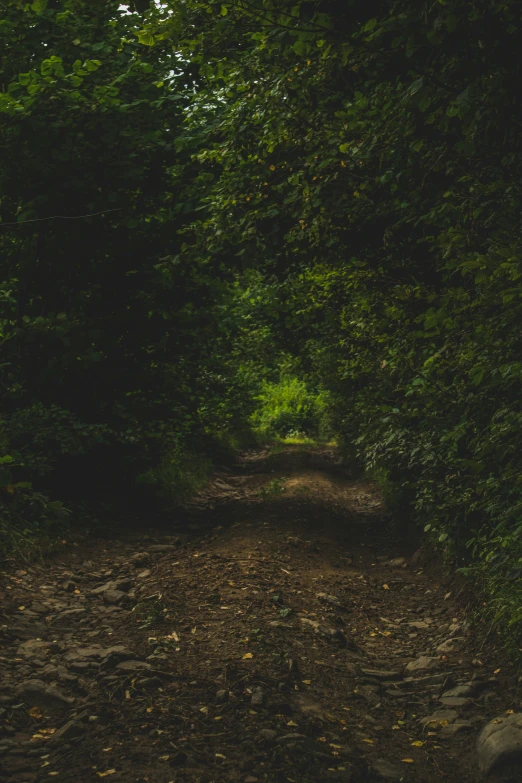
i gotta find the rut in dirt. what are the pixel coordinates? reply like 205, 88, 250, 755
1, 445, 521, 783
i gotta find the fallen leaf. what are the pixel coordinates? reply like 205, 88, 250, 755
411, 740, 425, 747
303, 679, 312, 685
96, 771, 116, 778
506, 709, 514, 715
125, 690, 131, 700
242, 652, 253, 659
402, 759, 414, 763
494, 668, 501, 674
287, 720, 298, 727
362, 739, 374, 744
215, 753, 226, 759
102, 748, 112, 752
160, 755, 169, 761
18, 606, 25, 611
200, 706, 209, 714
444, 592, 451, 600
29, 707, 43, 719
382, 584, 389, 590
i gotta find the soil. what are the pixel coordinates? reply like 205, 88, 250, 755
1, 444, 521, 783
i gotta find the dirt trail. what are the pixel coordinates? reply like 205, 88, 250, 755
1, 445, 521, 783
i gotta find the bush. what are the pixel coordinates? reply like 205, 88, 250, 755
250, 377, 331, 439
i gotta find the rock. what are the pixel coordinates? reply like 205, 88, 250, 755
278, 733, 306, 742
103, 589, 127, 605
317, 592, 342, 607
216, 690, 229, 702
408, 621, 430, 630
440, 697, 470, 708
420, 709, 458, 727
477, 713, 522, 780
358, 668, 401, 682
55, 608, 87, 619
259, 729, 277, 741
16, 640, 56, 658
137, 569, 151, 579
406, 656, 441, 673
65, 644, 133, 662
17, 680, 74, 711
356, 685, 381, 706
68, 661, 99, 673
370, 758, 402, 780
130, 552, 150, 566
51, 718, 87, 742
388, 557, 405, 567
439, 721, 473, 738
404, 672, 449, 687
91, 581, 118, 595
115, 660, 152, 674
251, 690, 264, 707
442, 683, 478, 698
148, 544, 178, 553
436, 636, 465, 653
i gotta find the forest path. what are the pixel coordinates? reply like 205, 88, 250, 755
1, 445, 520, 783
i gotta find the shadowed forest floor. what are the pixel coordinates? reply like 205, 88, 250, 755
1, 445, 521, 783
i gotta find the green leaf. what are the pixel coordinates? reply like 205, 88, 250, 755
137, 30, 155, 46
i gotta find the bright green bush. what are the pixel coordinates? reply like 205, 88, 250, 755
250, 377, 331, 439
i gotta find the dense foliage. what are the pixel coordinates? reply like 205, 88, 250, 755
2, 0, 522, 645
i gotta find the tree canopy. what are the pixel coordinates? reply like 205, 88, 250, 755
2, 0, 522, 642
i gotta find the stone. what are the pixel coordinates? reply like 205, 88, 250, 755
55, 608, 87, 619
50, 718, 87, 742
148, 544, 178, 553
440, 697, 470, 708
16, 640, 56, 658
358, 668, 401, 682
420, 709, 458, 727
370, 758, 402, 780
408, 621, 430, 630
216, 690, 229, 702
442, 683, 478, 698
91, 581, 118, 595
477, 713, 522, 779
65, 644, 132, 662
130, 552, 150, 566
115, 660, 152, 674
17, 680, 74, 711
439, 721, 473, 738
137, 569, 151, 579
436, 637, 465, 654
103, 589, 127, 605
259, 729, 277, 741
406, 656, 441, 673
251, 690, 264, 707
357, 685, 381, 706
317, 592, 342, 607
404, 672, 449, 687
388, 558, 405, 567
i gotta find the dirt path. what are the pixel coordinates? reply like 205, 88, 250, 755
1, 445, 521, 783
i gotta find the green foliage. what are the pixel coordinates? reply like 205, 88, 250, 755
251, 376, 331, 439
3, 0, 522, 650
